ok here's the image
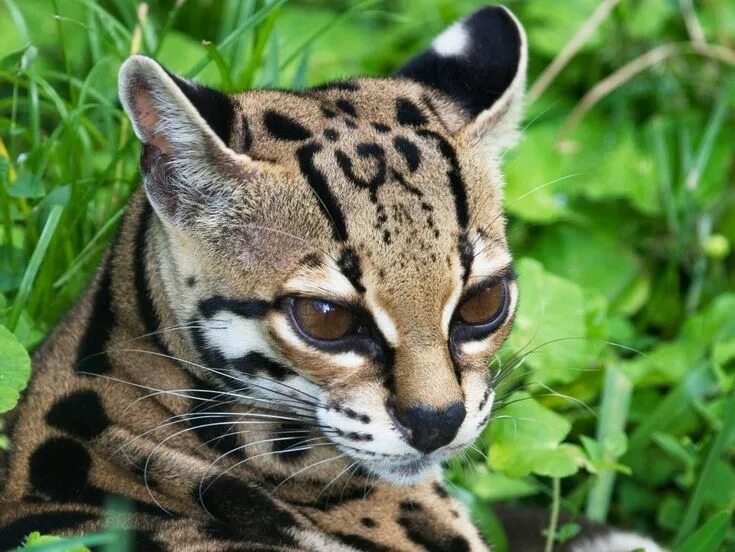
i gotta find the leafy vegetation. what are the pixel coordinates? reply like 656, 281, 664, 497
1, 0, 734, 551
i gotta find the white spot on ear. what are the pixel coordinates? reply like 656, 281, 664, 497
432, 22, 469, 57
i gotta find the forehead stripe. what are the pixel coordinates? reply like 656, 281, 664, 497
417, 129, 469, 228
296, 142, 348, 241
337, 248, 366, 293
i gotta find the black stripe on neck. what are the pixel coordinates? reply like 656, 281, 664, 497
75, 264, 114, 375
133, 201, 168, 353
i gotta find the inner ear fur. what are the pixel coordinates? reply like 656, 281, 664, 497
118, 56, 252, 226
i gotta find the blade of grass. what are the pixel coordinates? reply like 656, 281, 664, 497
201, 41, 234, 91
625, 363, 714, 458
8, 205, 64, 332
53, 207, 124, 289
279, 0, 379, 71
185, 0, 289, 80
585, 366, 632, 523
675, 386, 735, 544
676, 511, 731, 552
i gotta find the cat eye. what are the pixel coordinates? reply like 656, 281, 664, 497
291, 298, 355, 341
456, 280, 508, 327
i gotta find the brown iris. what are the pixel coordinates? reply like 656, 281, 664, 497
457, 281, 506, 325
292, 298, 355, 340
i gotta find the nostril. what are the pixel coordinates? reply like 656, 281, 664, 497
389, 402, 466, 454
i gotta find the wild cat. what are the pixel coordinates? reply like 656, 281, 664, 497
0, 5, 664, 551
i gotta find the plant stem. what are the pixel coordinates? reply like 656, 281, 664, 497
544, 478, 561, 552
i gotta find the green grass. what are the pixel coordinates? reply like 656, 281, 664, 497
1, 1, 735, 551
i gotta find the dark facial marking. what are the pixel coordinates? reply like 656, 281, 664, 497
332, 404, 371, 424
361, 517, 377, 528
336, 99, 358, 117
297, 142, 348, 241
395, 98, 428, 126
337, 248, 366, 293
400, 500, 423, 512
300, 252, 323, 268
231, 351, 291, 380
46, 390, 111, 440
199, 296, 270, 319
321, 106, 337, 118
433, 482, 450, 499
458, 232, 473, 284
75, 264, 114, 375
345, 118, 358, 129
186, 275, 197, 287
371, 122, 391, 133
323, 128, 339, 141
335, 429, 373, 442
189, 316, 227, 369
241, 115, 253, 152
335, 143, 387, 202
417, 129, 469, 228
264, 110, 312, 141
393, 137, 421, 172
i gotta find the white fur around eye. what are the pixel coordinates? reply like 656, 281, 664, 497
432, 22, 469, 57
202, 313, 271, 358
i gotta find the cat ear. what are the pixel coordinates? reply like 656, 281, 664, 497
118, 56, 249, 225
396, 6, 527, 152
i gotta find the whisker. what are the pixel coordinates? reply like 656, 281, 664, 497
199, 441, 338, 506
270, 451, 347, 492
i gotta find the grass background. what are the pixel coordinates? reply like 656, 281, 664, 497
0, 0, 734, 550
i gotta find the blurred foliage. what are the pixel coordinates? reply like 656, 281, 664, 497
0, 0, 734, 550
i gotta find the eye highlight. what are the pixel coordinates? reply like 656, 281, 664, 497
457, 281, 506, 325
291, 298, 355, 341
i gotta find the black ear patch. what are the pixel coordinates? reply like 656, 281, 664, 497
397, 6, 522, 117
166, 70, 235, 145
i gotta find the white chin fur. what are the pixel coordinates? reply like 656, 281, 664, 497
571, 532, 668, 552
364, 458, 442, 486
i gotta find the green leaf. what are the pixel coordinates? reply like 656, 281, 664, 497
0, 324, 31, 413
503, 125, 573, 223
23, 531, 89, 552
503, 258, 588, 385
488, 392, 583, 478
527, 225, 640, 304
469, 469, 539, 501
676, 511, 731, 552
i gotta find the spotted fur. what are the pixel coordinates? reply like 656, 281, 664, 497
0, 6, 660, 552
